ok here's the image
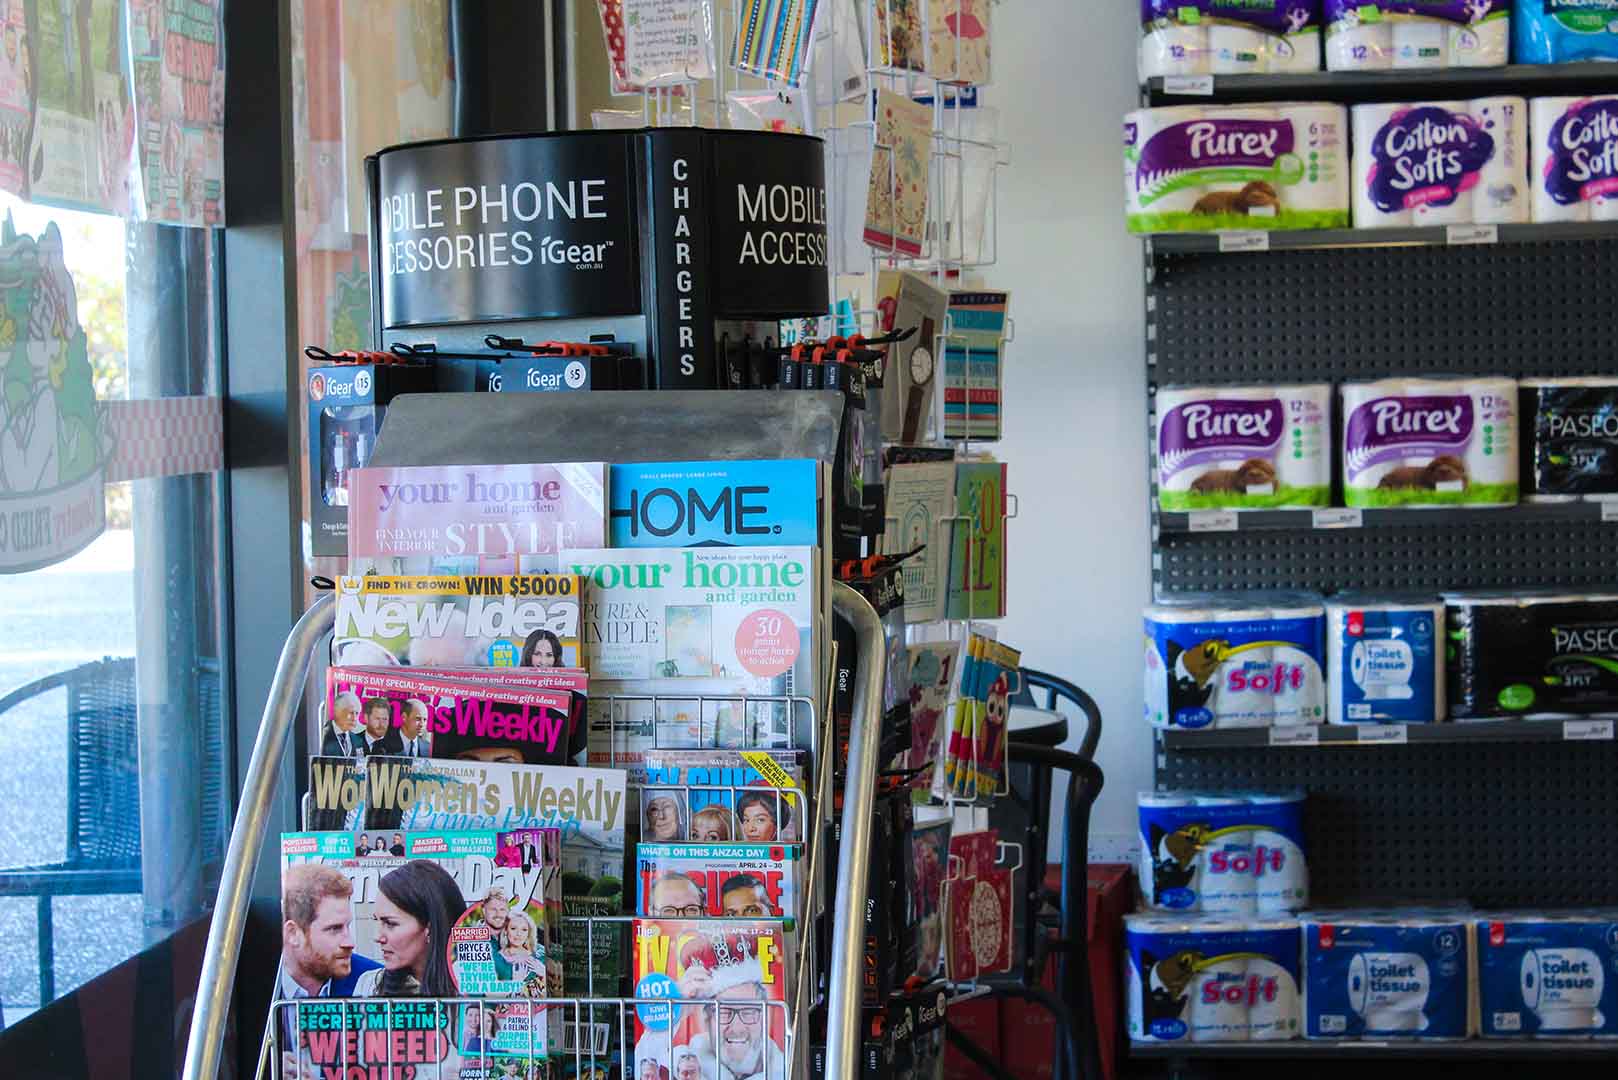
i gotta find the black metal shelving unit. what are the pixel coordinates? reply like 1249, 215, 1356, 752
1137, 59, 1618, 1068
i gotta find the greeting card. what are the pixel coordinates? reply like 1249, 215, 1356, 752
864, 89, 933, 258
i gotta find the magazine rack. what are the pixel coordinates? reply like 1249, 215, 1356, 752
181, 392, 889, 1080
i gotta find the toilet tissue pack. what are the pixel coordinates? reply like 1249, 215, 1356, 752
1156, 384, 1332, 510
1530, 96, 1618, 222
1137, 791, 1310, 914
1476, 911, 1618, 1038
1520, 378, 1618, 500
1340, 377, 1519, 507
1127, 914, 1304, 1043
1144, 596, 1327, 730
1124, 104, 1351, 233
1351, 98, 1528, 227
1302, 908, 1476, 1039
1445, 592, 1618, 718
1140, 0, 1323, 79
1515, 1, 1618, 64
1325, 2, 1510, 70
1325, 595, 1446, 724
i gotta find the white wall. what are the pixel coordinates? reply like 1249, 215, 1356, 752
989, 3, 1150, 858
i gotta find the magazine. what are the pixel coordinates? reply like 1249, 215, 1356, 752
324, 666, 576, 765
635, 842, 802, 921
330, 573, 584, 668
348, 463, 609, 574
640, 749, 808, 845
881, 462, 955, 623
609, 459, 821, 548
564, 546, 818, 768
303, 755, 629, 1002
630, 919, 794, 1080
945, 460, 1007, 620
275, 999, 469, 1079
278, 830, 561, 1001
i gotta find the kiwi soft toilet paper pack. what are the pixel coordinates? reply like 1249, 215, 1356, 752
1125, 104, 1350, 233
1302, 908, 1474, 1039
1531, 96, 1618, 222
1476, 912, 1618, 1038
1127, 914, 1304, 1043
1340, 377, 1519, 507
1137, 791, 1309, 914
1140, 1, 1324, 79
1325, 2, 1510, 71
1352, 98, 1528, 227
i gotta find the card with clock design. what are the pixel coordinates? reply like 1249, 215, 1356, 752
878, 270, 950, 443
864, 88, 932, 258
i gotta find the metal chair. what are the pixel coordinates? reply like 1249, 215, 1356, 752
0, 657, 142, 1007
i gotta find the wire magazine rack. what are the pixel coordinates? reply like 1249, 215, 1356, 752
181, 574, 888, 1080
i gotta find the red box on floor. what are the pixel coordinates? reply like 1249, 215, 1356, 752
1086, 863, 1134, 1080
943, 996, 1000, 1080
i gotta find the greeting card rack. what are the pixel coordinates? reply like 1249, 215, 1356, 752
180, 392, 891, 1080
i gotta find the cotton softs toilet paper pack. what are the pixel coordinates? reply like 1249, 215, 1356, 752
1326, 596, 1446, 724
1476, 911, 1618, 1038
1139, 1, 1324, 79
1515, 1, 1618, 64
1531, 96, 1618, 222
1127, 915, 1304, 1043
1302, 908, 1475, 1039
1124, 104, 1350, 233
1144, 596, 1327, 730
1351, 98, 1528, 228
1137, 791, 1309, 914
1520, 378, 1618, 500
1326, 2, 1510, 70
1445, 592, 1618, 717
1340, 377, 1519, 507
1156, 384, 1331, 510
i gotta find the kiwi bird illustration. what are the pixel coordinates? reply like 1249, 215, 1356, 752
1147, 822, 1209, 902
1140, 949, 1205, 1026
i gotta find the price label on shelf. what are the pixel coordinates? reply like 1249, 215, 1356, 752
1218, 231, 1269, 254
1162, 75, 1215, 96
1356, 724, 1408, 745
1187, 510, 1238, 533
1601, 501, 1618, 523
1269, 726, 1320, 747
1563, 719, 1614, 742
1311, 508, 1363, 529
1446, 224, 1498, 246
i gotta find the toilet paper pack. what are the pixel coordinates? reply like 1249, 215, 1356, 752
1445, 592, 1618, 718
1326, 596, 1446, 724
1144, 596, 1327, 730
1515, 1, 1618, 64
1520, 378, 1618, 499
1340, 377, 1519, 507
1351, 98, 1528, 229
1302, 908, 1475, 1039
1126, 914, 1303, 1043
1139, 1, 1323, 80
1156, 384, 1332, 510
1124, 103, 1351, 234
1531, 96, 1618, 223
1476, 911, 1618, 1038
1326, 2, 1510, 71
1137, 791, 1309, 914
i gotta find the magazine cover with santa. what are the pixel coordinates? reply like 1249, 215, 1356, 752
630, 919, 794, 1080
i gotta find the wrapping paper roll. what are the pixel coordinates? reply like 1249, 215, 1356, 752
1326, 596, 1446, 724
1341, 377, 1519, 508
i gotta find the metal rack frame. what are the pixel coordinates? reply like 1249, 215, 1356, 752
1139, 62, 1618, 1062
